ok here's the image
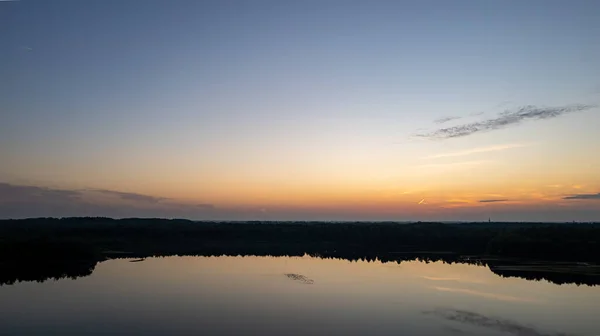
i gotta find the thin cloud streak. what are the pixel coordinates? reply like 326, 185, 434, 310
0, 183, 80, 202
418, 104, 596, 139
0, 183, 221, 219
434, 116, 461, 124
90, 189, 167, 203
479, 199, 509, 203
563, 193, 600, 200
424, 143, 532, 159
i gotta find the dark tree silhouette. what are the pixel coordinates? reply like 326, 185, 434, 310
1, 218, 599, 286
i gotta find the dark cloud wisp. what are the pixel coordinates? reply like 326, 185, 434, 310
0, 183, 81, 202
92, 189, 166, 203
418, 104, 596, 139
563, 193, 600, 200
479, 199, 509, 203
0, 183, 219, 219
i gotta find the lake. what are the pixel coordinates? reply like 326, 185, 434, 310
1, 255, 598, 336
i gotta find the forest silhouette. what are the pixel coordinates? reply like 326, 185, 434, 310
1, 217, 599, 286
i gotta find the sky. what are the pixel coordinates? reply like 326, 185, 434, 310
1, 0, 599, 221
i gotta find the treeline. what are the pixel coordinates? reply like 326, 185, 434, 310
0, 217, 599, 286
1, 217, 598, 261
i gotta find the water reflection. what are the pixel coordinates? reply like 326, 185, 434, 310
425, 308, 577, 336
489, 262, 600, 286
2, 252, 599, 287
432, 286, 543, 303
1, 255, 598, 336
0, 260, 97, 285
285, 273, 315, 284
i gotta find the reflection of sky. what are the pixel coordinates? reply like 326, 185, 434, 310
1, 1, 600, 221
0, 256, 598, 335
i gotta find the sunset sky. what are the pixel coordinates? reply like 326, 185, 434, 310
1, 1, 599, 221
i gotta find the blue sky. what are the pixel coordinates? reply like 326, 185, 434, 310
1, 1, 599, 220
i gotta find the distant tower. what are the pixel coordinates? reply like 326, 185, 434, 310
488, 217, 491, 223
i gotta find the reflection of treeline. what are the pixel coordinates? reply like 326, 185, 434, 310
1, 247, 598, 287
488, 266, 600, 286
302, 253, 600, 286
0, 260, 97, 286
0, 239, 100, 285
0, 218, 599, 286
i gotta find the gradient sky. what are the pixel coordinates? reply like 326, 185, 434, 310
1, 0, 599, 221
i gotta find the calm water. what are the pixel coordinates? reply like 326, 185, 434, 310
1, 256, 599, 336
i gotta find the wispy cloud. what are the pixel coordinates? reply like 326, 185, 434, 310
479, 199, 509, 203
418, 104, 596, 139
0, 183, 222, 219
0, 183, 81, 203
424, 143, 531, 159
563, 193, 600, 200
91, 189, 166, 203
434, 116, 461, 124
